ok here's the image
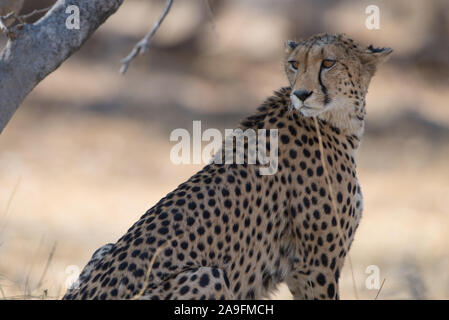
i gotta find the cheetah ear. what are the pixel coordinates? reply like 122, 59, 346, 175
285, 40, 299, 55
359, 45, 392, 75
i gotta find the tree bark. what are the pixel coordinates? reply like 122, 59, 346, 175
0, 0, 123, 134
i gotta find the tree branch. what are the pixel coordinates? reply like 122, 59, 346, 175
0, 11, 14, 38
120, 0, 173, 74
0, 0, 124, 134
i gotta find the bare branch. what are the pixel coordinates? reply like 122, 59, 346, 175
18, 5, 53, 22
0, 0, 124, 134
203, 0, 217, 33
120, 0, 173, 74
0, 0, 24, 17
0, 6, 53, 39
0, 11, 15, 39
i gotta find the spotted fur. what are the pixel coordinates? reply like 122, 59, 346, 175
63, 33, 391, 300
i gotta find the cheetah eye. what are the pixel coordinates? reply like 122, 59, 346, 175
288, 60, 299, 71
322, 59, 336, 69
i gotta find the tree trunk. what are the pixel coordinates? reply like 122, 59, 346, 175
0, 0, 123, 134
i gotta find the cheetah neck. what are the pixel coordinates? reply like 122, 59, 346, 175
241, 88, 363, 151
318, 104, 365, 147
284, 87, 365, 144
288, 87, 364, 148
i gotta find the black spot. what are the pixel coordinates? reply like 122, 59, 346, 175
337, 192, 343, 203
327, 283, 335, 298
222, 214, 229, 224
266, 222, 273, 233
176, 199, 185, 206
199, 274, 210, 287
180, 285, 190, 295
307, 168, 314, 177
288, 125, 297, 136
134, 269, 144, 277
303, 149, 311, 157
317, 273, 326, 286
319, 188, 326, 197
224, 199, 232, 208
188, 202, 197, 210
280, 135, 290, 144
117, 252, 127, 261
197, 226, 205, 235
303, 197, 310, 209
118, 261, 128, 270
321, 254, 328, 267
180, 241, 188, 250
336, 173, 342, 183
187, 217, 195, 226
212, 268, 220, 279
164, 248, 173, 257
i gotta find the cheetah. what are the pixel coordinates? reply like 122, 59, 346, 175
63, 33, 392, 300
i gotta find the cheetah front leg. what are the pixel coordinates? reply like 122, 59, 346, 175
140, 267, 235, 300
286, 268, 339, 300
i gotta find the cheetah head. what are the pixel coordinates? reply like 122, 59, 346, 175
284, 33, 392, 133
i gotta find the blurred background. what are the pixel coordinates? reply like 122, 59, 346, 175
0, 0, 448, 299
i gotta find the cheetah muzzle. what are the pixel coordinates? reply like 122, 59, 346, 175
63, 33, 392, 300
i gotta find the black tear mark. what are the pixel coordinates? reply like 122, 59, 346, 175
318, 64, 331, 105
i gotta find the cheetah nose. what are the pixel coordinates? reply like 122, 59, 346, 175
293, 89, 313, 102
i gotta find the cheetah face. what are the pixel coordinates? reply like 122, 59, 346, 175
284, 34, 392, 119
